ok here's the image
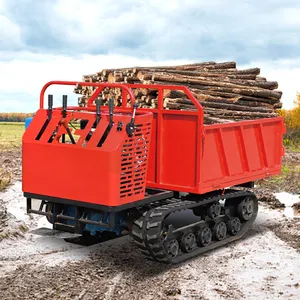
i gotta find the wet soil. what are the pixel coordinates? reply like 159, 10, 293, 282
0, 149, 22, 180
1, 183, 300, 300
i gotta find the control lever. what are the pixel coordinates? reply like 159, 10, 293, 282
61, 95, 67, 143
108, 98, 114, 127
97, 98, 114, 147
62, 95, 67, 118
60, 95, 75, 144
95, 98, 102, 126
35, 94, 53, 141
48, 94, 53, 120
126, 103, 138, 137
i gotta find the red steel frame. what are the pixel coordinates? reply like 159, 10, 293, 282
36, 81, 285, 199
24, 82, 154, 206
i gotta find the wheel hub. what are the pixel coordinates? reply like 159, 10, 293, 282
166, 239, 179, 257
180, 232, 196, 253
207, 202, 221, 219
214, 222, 227, 241
228, 217, 241, 235
238, 197, 254, 221
197, 227, 212, 247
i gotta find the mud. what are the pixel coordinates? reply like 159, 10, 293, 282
1, 182, 300, 300
283, 152, 300, 163
1, 241, 179, 300
270, 220, 300, 252
0, 198, 28, 241
292, 201, 300, 213
0, 149, 22, 180
255, 190, 285, 209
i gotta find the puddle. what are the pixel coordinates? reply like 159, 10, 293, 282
275, 192, 300, 218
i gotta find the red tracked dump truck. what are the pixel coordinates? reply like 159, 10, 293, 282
23, 81, 285, 263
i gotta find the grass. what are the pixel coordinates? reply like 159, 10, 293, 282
283, 137, 300, 153
281, 165, 291, 174
0, 121, 81, 149
284, 144, 300, 153
0, 122, 24, 150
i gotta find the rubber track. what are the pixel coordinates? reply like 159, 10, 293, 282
131, 189, 258, 264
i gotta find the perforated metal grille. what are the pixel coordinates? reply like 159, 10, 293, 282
120, 122, 151, 198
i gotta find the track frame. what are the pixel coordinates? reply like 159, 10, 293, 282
131, 189, 258, 264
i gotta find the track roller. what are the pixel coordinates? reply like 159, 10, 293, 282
180, 232, 197, 253
197, 226, 212, 247
213, 221, 227, 241
165, 239, 179, 259
227, 217, 241, 235
207, 202, 221, 219
238, 196, 254, 221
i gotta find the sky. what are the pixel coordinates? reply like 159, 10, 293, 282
0, 0, 299, 112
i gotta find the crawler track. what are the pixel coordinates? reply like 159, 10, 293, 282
131, 189, 258, 264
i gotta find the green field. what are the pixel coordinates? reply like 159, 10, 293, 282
0, 122, 24, 190
0, 122, 24, 149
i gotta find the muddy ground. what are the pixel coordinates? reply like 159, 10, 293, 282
0, 151, 300, 300
0, 149, 22, 180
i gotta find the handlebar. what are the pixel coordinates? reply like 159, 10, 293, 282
39, 81, 204, 117
40, 81, 136, 109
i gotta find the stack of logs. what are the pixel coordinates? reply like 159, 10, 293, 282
74, 61, 282, 124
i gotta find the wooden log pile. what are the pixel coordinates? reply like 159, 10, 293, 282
74, 61, 283, 124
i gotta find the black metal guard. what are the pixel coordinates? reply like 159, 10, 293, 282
25, 188, 174, 213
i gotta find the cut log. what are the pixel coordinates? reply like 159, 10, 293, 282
101, 69, 116, 76
132, 61, 216, 73
273, 102, 283, 109
223, 79, 278, 90
162, 70, 258, 80
204, 108, 277, 118
165, 98, 273, 113
163, 89, 187, 99
151, 74, 279, 94
150, 73, 278, 90
125, 76, 140, 83
188, 85, 282, 101
204, 115, 235, 124
137, 70, 259, 80
107, 73, 115, 83
177, 61, 236, 71
256, 76, 267, 81
205, 67, 260, 75
189, 89, 278, 105
75, 61, 282, 125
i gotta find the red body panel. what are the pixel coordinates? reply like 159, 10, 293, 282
145, 108, 284, 193
23, 101, 153, 206
200, 119, 284, 192
22, 81, 285, 208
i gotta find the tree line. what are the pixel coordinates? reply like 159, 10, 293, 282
0, 113, 33, 122
278, 93, 300, 146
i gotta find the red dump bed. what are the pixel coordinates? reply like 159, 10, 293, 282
22, 82, 285, 208
146, 113, 285, 193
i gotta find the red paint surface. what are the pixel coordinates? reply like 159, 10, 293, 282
22, 81, 285, 207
